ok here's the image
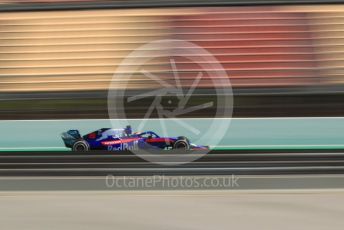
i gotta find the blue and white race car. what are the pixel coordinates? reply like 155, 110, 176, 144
61, 126, 208, 152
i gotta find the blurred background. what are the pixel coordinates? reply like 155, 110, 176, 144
1, 0, 344, 119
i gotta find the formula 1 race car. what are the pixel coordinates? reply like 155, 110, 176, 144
61, 126, 208, 152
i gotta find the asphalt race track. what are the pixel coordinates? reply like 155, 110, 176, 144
2, 150, 344, 177
1, 190, 344, 230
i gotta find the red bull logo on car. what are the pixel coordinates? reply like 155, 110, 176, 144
106, 140, 139, 151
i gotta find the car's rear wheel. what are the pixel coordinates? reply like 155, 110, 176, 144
72, 140, 90, 152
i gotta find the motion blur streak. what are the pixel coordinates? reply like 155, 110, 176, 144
2, 3, 344, 118
1, 5, 344, 92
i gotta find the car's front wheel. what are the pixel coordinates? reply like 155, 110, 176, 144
72, 140, 90, 152
173, 137, 190, 150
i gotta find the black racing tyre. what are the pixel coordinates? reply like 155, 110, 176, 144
173, 137, 190, 150
72, 140, 90, 152
177, 136, 189, 142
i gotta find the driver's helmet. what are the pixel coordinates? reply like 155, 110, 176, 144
124, 125, 132, 136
